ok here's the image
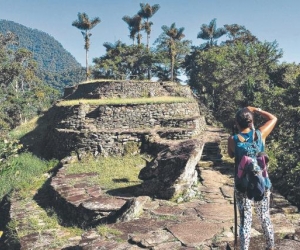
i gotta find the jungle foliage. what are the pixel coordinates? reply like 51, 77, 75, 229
185, 38, 300, 207
0, 19, 85, 90
0, 29, 60, 133
0, 20, 80, 72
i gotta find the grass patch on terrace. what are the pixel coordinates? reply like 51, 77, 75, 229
57, 96, 193, 107
9, 116, 40, 140
96, 225, 123, 238
7, 206, 84, 248
80, 79, 155, 84
0, 152, 58, 200
64, 154, 146, 190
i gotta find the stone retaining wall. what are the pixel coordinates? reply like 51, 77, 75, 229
45, 125, 206, 159
56, 102, 202, 131
64, 81, 192, 99
42, 80, 207, 159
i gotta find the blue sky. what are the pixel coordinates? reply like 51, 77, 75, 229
1, 0, 299, 66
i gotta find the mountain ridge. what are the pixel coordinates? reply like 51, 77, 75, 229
0, 19, 85, 91
0, 19, 81, 72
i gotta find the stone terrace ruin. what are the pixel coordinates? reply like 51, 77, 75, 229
40, 80, 207, 201
43, 80, 206, 159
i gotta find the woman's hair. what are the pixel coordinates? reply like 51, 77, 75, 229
235, 107, 254, 130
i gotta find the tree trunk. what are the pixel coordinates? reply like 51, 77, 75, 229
170, 42, 175, 82
147, 33, 150, 50
86, 49, 89, 81
171, 56, 174, 82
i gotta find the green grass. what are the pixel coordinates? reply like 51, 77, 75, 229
79, 79, 154, 84
9, 116, 40, 140
65, 154, 146, 190
96, 225, 123, 238
57, 96, 193, 107
0, 152, 58, 200
8, 206, 84, 247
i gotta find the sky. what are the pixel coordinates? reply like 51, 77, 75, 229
1, 0, 299, 67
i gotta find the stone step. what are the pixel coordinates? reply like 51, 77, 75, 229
50, 165, 130, 227
7, 191, 81, 250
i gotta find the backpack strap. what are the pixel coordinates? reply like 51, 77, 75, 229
237, 130, 258, 143
237, 133, 246, 142
237, 130, 263, 158
237, 155, 252, 178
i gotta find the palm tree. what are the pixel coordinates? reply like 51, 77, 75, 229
122, 14, 143, 45
123, 15, 137, 44
72, 12, 100, 80
197, 18, 226, 49
138, 3, 160, 49
160, 23, 186, 81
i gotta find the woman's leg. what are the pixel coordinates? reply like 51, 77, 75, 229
254, 190, 274, 249
236, 190, 253, 250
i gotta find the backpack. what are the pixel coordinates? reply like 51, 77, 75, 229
234, 130, 272, 201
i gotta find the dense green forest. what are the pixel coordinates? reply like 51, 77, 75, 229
0, 20, 81, 72
1, 3, 300, 209
0, 20, 86, 90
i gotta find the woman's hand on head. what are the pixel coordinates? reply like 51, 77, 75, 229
246, 106, 256, 113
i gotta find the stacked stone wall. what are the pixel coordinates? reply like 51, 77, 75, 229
44, 101, 206, 159
43, 80, 207, 159
64, 81, 192, 99
45, 129, 145, 159
46, 126, 208, 159
56, 102, 202, 131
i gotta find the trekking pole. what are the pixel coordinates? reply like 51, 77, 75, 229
232, 124, 238, 250
234, 176, 237, 249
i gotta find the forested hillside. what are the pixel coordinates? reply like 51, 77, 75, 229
0, 19, 85, 90
0, 19, 80, 72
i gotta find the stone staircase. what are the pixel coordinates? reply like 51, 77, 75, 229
2, 126, 300, 250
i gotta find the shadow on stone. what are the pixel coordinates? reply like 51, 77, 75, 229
106, 184, 142, 197
0, 195, 21, 250
138, 139, 204, 200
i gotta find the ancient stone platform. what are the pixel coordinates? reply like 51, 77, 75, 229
42, 80, 206, 160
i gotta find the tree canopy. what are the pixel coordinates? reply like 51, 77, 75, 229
138, 3, 160, 48
197, 18, 227, 49
155, 23, 191, 82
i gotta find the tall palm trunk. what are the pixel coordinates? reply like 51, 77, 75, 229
85, 48, 89, 81
169, 48, 175, 82
146, 18, 150, 50
170, 40, 176, 82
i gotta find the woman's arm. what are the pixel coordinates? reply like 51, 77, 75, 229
247, 106, 277, 141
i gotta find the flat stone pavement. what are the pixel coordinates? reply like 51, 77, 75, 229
6, 127, 300, 250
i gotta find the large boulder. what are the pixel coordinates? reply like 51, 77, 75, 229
138, 139, 204, 199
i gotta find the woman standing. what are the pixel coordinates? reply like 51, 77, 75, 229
227, 106, 277, 250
